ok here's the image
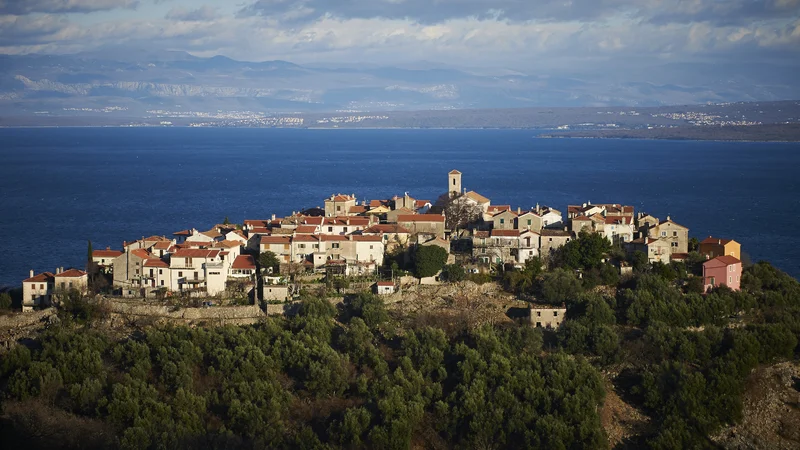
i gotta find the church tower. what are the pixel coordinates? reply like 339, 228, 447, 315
448, 170, 462, 198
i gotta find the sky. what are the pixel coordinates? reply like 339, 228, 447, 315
0, 0, 799, 72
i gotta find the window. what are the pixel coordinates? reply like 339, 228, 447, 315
671, 242, 678, 247
453, 179, 456, 185
729, 266, 733, 272
553, 311, 558, 317
135, 269, 139, 275
710, 276, 716, 286
536, 311, 541, 317
336, 206, 341, 211
527, 219, 532, 226
299, 244, 306, 249
500, 218, 505, 224
729, 276, 732, 283
549, 238, 553, 242
481, 248, 486, 254
673, 231, 677, 236
370, 245, 374, 249
536, 322, 542, 327
661, 231, 667, 237
332, 243, 340, 249
178, 271, 183, 277
159, 269, 163, 275
343, 227, 348, 232
160, 280, 164, 286
31, 294, 36, 300
328, 227, 333, 232
39, 284, 44, 290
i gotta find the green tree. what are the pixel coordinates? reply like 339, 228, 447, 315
413, 245, 448, 278
0, 292, 12, 310
441, 264, 466, 283
539, 269, 582, 305
554, 230, 611, 270
258, 251, 280, 274
223, 216, 231, 225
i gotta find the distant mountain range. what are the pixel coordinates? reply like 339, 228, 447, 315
2, 48, 800, 118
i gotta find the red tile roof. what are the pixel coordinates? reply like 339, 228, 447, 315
143, 258, 169, 268
232, 255, 256, 270
293, 235, 320, 242
397, 214, 445, 223
244, 220, 271, 228
349, 206, 368, 214
213, 240, 242, 249
487, 205, 511, 213
56, 269, 87, 278
705, 255, 741, 266
153, 241, 172, 249
260, 236, 291, 245
700, 237, 735, 245
24, 272, 55, 283
541, 229, 572, 237
364, 224, 411, 234
415, 200, 430, 208
320, 235, 348, 241
572, 216, 592, 221
295, 225, 319, 234
302, 217, 324, 225
93, 249, 123, 258
474, 231, 490, 238
131, 249, 152, 259
449, 170, 461, 174
329, 194, 355, 201
491, 229, 520, 237
171, 249, 220, 258
350, 235, 383, 242
173, 229, 192, 236
376, 281, 394, 287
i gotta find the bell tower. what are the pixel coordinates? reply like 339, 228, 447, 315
448, 170, 462, 198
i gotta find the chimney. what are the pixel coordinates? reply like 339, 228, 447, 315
718, 239, 721, 245
271, 214, 276, 221
517, 207, 521, 214
666, 215, 671, 221
106, 246, 110, 250
582, 202, 586, 208
29, 269, 34, 278
588, 201, 591, 205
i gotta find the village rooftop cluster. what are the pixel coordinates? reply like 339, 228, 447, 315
22, 170, 744, 314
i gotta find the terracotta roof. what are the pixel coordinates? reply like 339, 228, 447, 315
465, 191, 490, 204
93, 249, 123, 258
397, 214, 445, 223
232, 255, 256, 270
323, 217, 370, 226
295, 225, 319, 234
214, 240, 242, 249
364, 224, 410, 234
249, 227, 271, 235
303, 217, 324, 225
153, 241, 172, 249
540, 229, 572, 237
670, 253, 689, 261
329, 194, 355, 201
55, 269, 87, 278
349, 206, 368, 214
171, 249, 220, 258
173, 229, 192, 236
24, 272, 55, 283
376, 281, 394, 287
491, 229, 520, 237
700, 237, 735, 245
474, 231, 490, 238
131, 249, 152, 259
320, 235, 348, 241
487, 205, 511, 213
604, 216, 630, 225
705, 255, 741, 266
143, 258, 169, 268
260, 236, 291, 245
369, 199, 390, 207
201, 230, 223, 239
293, 235, 320, 242
572, 216, 592, 221
492, 209, 518, 218
415, 200, 430, 208
449, 169, 462, 174
244, 220, 271, 228
350, 235, 383, 242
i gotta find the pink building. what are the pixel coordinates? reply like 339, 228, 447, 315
702, 255, 742, 292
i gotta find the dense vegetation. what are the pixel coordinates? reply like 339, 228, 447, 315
1, 234, 799, 449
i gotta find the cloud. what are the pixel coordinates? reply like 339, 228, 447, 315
237, 0, 800, 26
0, 0, 139, 15
166, 6, 218, 22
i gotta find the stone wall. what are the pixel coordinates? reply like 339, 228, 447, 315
103, 298, 265, 327
0, 309, 57, 353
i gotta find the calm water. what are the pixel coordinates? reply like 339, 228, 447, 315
1, 128, 798, 286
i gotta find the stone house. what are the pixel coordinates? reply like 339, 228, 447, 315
703, 255, 742, 292
142, 258, 170, 292
92, 248, 123, 273
53, 268, 88, 299
397, 214, 446, 239
651, 217, 689, 254
259, 236, 292, 263
168, 249, 226, 295
362, 224, 411, 252
492, 209, 518, 231
530, 304, 567, 328
324, 194, 357, 217
263, 285, 289, 301
699, 237, 741, 260
540, 229, 573, 256
569, 215, 593, 234
22, 271, 55, 311
112, 248, 152, 290
627, 237, 672, 264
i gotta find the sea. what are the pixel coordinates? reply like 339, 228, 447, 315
1, 127, 798, 287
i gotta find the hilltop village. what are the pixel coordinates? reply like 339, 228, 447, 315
22, 170, 744, 317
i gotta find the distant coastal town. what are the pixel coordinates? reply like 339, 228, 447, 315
20, 170, 744, 321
